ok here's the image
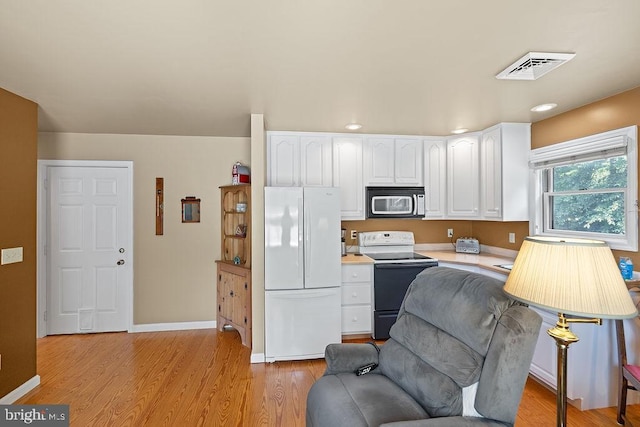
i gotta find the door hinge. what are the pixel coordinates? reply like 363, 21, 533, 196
244, 282, 248, 290
244, 316, 247, 324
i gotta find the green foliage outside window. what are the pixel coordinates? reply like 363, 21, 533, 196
550, 156, 627, 234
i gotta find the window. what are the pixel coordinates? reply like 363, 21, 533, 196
530, 126, 638, 251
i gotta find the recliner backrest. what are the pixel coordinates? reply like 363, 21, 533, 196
378, 267, 541, 424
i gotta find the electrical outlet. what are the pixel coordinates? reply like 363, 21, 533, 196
1, 247, 23, 265
350, 230, 357, 240
447, 229, 454, 238
508, 232, 516, 244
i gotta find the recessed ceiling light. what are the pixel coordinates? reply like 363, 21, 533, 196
451, 128, 468, 135
345, 123, 362, 130
531, 103, 558, 112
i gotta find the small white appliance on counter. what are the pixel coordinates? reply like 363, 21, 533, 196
455, 238, 480, 254
264, 187, 342, 362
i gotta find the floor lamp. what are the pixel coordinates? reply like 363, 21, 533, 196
503, 236, 638, 427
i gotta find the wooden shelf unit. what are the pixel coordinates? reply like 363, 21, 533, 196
216, 184, 252, 348
220, 184, 251, 268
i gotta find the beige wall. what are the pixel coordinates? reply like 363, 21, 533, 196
0, 88, 38, 398
38, 132, 250, 325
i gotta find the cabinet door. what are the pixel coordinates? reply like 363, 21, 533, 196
528, 307, 558, 390
495, 123, 531, 221
333, 137, 365, 220
363, 137, 395, 185
447, 135, 480, 218
300, 135, 332, 186
423, 138, 446, 218
480, 126, 502, 219
218, 270, 234, 322
268, 134, 300, 186
395, 139, 423, 185
231, 273, 247, 327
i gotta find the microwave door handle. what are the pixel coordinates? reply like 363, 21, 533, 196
412, 194, 417, 215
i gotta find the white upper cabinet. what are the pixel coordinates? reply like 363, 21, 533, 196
446, 134, 480, 218
363, 138, 394, 185
423, 138, 447, 218
268, 134, 299, 186
364, 137, 423, 186
333, 137, 365, 220
267, 133, 332, 187
266, 124, 530, 222
300, 135, 333, 186
479, 123, 531, 221
395, 139, 423, 185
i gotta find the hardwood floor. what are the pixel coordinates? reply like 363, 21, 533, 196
16, 329, 640, 426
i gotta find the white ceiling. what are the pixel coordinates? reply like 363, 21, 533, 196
1, 0, 639, 138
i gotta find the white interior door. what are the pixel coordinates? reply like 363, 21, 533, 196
47, 165, 131, 334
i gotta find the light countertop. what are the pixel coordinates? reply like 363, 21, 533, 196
341, 249, 514, 273
341, 253, 374, 264
416, 250, 515, 275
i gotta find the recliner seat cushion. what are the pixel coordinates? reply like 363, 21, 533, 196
306, 372, 428, 427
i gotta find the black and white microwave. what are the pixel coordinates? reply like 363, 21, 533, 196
366, 187, 426, 219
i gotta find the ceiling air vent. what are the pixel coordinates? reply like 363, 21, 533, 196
496, 52, 576, 80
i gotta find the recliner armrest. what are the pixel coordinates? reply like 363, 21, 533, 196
323, 343, 380, 376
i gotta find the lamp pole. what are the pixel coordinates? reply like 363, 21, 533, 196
547, 313, 601, 427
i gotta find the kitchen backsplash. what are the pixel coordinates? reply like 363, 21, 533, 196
341, 219, 529, 250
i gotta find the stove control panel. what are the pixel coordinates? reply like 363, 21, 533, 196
358, 231, 415, 247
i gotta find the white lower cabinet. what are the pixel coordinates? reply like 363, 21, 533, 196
341, 264, 373, 335
442, 262, 638, 410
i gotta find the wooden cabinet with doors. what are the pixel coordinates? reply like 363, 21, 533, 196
216, 184, 252, 348
216, 261, 251, 348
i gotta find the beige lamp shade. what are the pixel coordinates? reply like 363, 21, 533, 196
504, 236, 638, 319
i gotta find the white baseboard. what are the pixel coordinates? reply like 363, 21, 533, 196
250, 352, 265, 364
130, 320, 216, 333
0, 375, 41, 404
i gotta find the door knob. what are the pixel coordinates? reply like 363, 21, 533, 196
117, 260, 125, 265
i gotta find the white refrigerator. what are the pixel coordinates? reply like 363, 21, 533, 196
264, 186, 342, 362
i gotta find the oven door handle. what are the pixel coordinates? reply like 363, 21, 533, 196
375, 263, 437, 269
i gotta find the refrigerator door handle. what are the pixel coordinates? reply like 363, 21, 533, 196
298, 197, 304, 283
304, 203, 311, 280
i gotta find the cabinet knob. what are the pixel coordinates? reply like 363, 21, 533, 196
230, 291, 234, 296
352, 273, 358, 278
352, 316, 358, 322
352, 292, 357, 298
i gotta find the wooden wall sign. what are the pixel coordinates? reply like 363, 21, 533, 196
156, 178, 164, 235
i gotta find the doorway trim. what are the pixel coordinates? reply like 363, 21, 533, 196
37, 160, 134, 338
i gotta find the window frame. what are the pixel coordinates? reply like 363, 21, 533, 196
530, 125, 638, 251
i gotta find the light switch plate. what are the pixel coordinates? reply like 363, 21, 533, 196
1, 247, 23, 265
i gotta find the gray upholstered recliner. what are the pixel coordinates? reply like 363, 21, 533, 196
306, 267, 542, 427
